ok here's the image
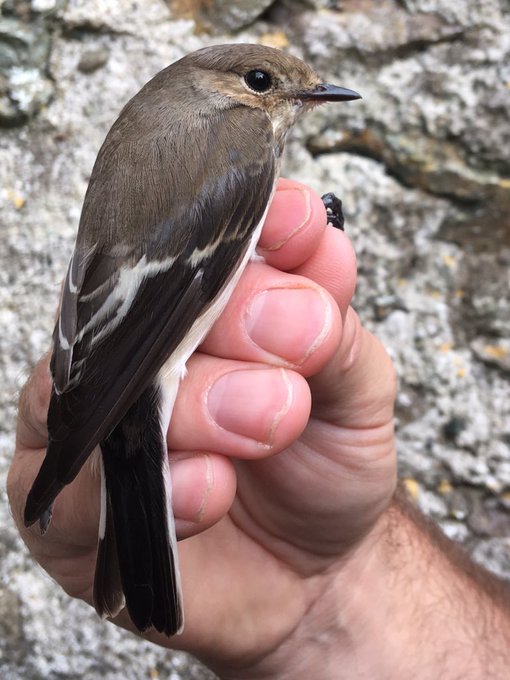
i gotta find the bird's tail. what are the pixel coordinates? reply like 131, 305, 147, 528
93, 380, 183, 636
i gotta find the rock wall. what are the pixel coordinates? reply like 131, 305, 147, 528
1, 0, 508, 677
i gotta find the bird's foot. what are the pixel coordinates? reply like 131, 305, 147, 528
321, 192, 344, 231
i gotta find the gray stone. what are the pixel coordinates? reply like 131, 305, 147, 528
471, 337, 510, 373
446, 488, 471, 522
0, 14, 53, 125
471, 538, 510, 580
31, 0, 60, 11
78, 46, 110, 74
169, 0, 276, 32
468, 496, 510, 538
440, 519, 470, 543
0, 586, 25, 665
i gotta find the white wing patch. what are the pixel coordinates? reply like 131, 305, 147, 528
58, 317, 72, 351
76, 254, 177, 348
57, 245, 97, 352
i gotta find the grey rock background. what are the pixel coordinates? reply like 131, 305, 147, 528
0, 0, 508, 677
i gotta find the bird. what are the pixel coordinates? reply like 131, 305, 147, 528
23, 43, 361, 636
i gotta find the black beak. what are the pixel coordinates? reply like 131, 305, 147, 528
298, 83, 361, 102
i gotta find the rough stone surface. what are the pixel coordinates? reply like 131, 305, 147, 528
1, 0, 509, 677
169, 0, 276, 32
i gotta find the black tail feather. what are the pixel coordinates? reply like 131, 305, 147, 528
93, 489, 124, 620
94, 383, 183, 636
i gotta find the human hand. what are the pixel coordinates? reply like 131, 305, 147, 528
8, 178, 398, 676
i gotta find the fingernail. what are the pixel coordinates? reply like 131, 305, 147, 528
245, 287, 331, 365
170, 454, 213, 523
258, 188, 311, 251
207, 368, 293, 445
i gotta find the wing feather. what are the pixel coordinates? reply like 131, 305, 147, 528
24, 103, 276, 525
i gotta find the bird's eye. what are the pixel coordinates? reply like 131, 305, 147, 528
244, 70, 272, 93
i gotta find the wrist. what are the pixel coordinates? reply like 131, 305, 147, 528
322, 494, 510, 679
215, 494, 510, 680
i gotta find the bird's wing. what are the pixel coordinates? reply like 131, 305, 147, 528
24, 105, 276, 524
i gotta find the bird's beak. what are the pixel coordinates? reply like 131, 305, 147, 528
297, 83, 361, 102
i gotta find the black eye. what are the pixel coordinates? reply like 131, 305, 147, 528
244, 70, 272, 93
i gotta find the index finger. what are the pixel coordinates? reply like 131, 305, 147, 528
258, 178, 327, 271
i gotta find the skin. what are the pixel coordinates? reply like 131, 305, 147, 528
8, 179, 510, 678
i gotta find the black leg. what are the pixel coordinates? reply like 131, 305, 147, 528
321, 192, 344, 231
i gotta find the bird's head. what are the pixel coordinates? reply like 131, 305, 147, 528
181, 44, 360, 145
